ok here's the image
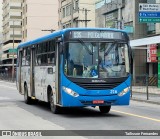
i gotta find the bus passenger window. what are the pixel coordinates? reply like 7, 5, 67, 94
48, 53, 55, 64
37, 55, 41, 65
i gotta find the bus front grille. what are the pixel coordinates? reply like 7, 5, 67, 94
73, 82, 121, 90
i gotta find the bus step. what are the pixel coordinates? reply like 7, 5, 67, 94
56, 104, 62, 107
31, 96, 36, 100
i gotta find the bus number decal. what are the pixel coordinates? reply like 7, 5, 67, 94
110, 90, 117, 94
73, 32, 82, 38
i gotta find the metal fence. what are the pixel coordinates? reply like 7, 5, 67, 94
0, 69, 16, 82
131, 74, 160, 103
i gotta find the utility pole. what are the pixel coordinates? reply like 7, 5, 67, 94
41, 29, 55, 33
71, 0, 74, 27
85, 9, 88, 27
12, 20, 15, 82
117, 3, 123, 29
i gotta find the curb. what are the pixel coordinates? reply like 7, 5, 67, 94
131, 98, 160, 105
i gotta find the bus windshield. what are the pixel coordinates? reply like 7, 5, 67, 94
64, 41, 130, 78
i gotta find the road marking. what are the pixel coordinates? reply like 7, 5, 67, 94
0, 85, 16, 90
112, 110, 160, 122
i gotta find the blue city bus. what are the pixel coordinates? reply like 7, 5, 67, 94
17, 28, 131, 114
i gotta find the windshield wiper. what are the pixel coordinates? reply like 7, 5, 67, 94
77, 39, 93, 55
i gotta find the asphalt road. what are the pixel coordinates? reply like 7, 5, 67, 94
0, 80, 160, 139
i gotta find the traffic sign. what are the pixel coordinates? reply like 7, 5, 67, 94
139, 3, 160, 11
139, 18, 160, 23
139, 12, 160, 18
9, 49, 17, 54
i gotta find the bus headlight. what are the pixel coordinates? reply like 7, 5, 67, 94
118, 87, 130, 96
62, 86, 79, 97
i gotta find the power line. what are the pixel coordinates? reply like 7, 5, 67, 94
27, 3, 58, 6
27, 16, 58, 17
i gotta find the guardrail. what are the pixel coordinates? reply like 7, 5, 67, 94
0, 71, 16, 82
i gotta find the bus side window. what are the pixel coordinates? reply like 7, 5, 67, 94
37, 55, 41, 65
48, 40, 55, 65
22, 48, 26, 66
26, 47, 30, 66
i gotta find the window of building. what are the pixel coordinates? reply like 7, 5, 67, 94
75, 0, 79, 12
25, 17, 27, 25
26, 4, 27, 13
147, 23, 155, 35
25, 29, 27, 37
66, 5, 71, 16
62, 7, 65, 18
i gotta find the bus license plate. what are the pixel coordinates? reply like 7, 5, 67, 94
93, 100, 104, 104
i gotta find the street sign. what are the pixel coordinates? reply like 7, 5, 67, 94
139, 12, 160, 17
139, 18, 160, 23
139, 3, 160, 12
139, 3, 160, 23
9, 49, 17, 54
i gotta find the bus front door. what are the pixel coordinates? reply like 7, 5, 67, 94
30, 47, 35, 97
55, 40, 62, 105
18, 50, 22, 94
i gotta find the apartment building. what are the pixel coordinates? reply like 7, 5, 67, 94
1, 0, 22, 74
58, 0, 95, 29
0, 0, 59, 75
22, 0, 58, 42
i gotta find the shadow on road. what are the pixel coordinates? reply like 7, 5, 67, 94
15, 100, 123, 118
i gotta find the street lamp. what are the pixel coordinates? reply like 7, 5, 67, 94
12, 20, 15, 82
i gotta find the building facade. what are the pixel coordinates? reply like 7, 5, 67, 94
1, 0, 22, 75
58, 0, 95, 29
95, 0, 160, 86
0, 0, 59, 76
22, 0, 59, 42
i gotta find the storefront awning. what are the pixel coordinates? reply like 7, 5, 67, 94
130, 35, 160, 47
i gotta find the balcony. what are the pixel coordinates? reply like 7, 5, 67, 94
1, 53, 17, 61
2, 43, 19, 52
100, 0, 125, 14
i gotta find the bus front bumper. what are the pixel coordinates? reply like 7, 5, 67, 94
61, 91, 130, 107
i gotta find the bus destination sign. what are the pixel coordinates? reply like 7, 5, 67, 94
71, 31, 124, 40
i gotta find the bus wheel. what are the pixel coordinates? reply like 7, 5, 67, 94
50, 92, 60, 114
24, 85, 32, 104
99, 106, 111, 114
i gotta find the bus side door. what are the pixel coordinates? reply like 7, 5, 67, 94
30, 47, 35, 97
18, 50, 22, 94
55, 38, 62, 105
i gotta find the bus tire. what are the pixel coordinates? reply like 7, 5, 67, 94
24, 85, 32, 104
99, 105, 111, 113
49, 92, 61, 114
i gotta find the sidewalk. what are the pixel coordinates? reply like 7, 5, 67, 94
131, 86, 160, 105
